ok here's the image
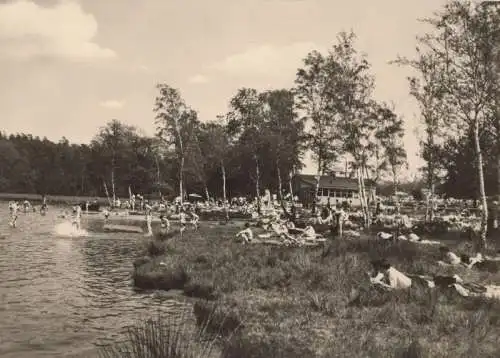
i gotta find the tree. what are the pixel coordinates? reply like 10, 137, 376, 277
203, 117, 233, 220
92, 119, 138, 203
415, 0, 498, 249
392, 48, 451, 222
328, 31, 375, 226
295, 51, 341, 213
375, 103, 408, 203
260, 89, 305, 201
154, 84, 199, 204
227, 88, 266, 212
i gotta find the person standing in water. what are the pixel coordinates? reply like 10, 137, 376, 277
9, 201, 19, 228
72, 204, 82, 231
40, 195, 48, 216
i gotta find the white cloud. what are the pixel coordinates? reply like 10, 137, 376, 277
188, 74, 209, 84
209, 42, 323, 77
0, 0, 115, 61
100, 99, 125, 109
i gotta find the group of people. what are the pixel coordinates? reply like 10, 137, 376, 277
368, 258, 500, 300
144, 205, 199, 237
8, 198, 48, 228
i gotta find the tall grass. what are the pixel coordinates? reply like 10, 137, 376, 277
98, 304, 243, 358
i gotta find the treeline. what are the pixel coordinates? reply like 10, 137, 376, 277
0, 30, 408, 207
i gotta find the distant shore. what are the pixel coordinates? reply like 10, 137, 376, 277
0, 193, 110, 205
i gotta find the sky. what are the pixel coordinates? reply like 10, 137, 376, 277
0, 0, 451, 180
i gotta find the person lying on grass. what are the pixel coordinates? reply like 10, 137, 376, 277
236, 223, 254, 243
438, 246, 485, 269
433, 274, 500, 299
369, 259, 412, 289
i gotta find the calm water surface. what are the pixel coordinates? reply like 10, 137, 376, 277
0, 206, 188, 358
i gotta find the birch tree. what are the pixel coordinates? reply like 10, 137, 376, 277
416, 0, 497, 249
154, 84, 199, 205
295, 50, 341, 213
327, 31, 375, 226
392, 50, 450, 222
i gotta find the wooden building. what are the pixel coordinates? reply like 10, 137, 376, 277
292, 172, 376, 208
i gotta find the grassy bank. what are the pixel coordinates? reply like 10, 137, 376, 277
131, 226, 500, 357
0, 192, 110, 205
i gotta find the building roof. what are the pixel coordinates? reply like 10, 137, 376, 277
294, 174, 375, 191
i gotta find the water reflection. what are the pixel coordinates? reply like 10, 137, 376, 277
0, 206, 188, 358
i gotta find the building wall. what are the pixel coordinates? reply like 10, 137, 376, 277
296, 184, 376, 208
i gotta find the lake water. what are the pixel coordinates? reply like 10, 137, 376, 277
0, 206, 188, 358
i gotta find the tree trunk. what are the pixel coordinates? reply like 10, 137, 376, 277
255, 155, 261, 214
277, 161, 283, 201
111, 156, 116, 206
357, 168, 368, 227
221, 161, 228, 221
313, 158, 322, 214
103, 180, 112, 207
473, 119, 488, 250
204, 186, 210, 202
360, 165, 371, 227
393, 168, 400, 215
179, 155, 185, 205
288, 170, 294, 206
427, 131, 435, 223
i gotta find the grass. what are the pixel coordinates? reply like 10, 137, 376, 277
131, 224, 500, 357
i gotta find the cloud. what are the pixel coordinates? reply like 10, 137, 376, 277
209, 42, 323, 77
0, 0, 115, 61
100, 99, 125, 109
188, 74, 209, 84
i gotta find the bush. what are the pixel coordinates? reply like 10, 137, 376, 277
133, 263, 190, 291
